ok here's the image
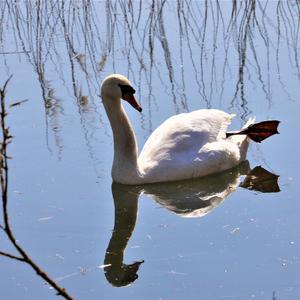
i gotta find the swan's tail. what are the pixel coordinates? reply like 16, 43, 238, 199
225, 118, 254, 162
226, 120, 280, 143
227, 119, 280, 162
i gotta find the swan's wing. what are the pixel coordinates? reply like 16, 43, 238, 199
139, 109, 234, 177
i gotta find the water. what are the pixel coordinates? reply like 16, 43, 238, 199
0, 1, 299, 299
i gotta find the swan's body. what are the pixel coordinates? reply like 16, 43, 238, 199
138, 109, 252, 183
101, 74, 275, 185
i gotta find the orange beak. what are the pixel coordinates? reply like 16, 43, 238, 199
123, 93, 142, 112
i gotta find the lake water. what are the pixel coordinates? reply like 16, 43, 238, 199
0, 1, 299, 299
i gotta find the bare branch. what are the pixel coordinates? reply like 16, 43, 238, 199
0, 251, 25, 262
1, 75, 13, 95
0, 78, 73, 300
0, 51, 30, 55
9, 99, 29, 108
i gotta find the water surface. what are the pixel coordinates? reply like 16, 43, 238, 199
0, 1, 299, 299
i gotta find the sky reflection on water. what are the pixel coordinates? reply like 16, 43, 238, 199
0, 1, 299, 299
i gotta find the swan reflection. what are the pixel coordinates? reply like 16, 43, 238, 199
143, 163, 280, 218
104, 162, 279, 286
104, 184, 144, 287
143, 161, 250, 218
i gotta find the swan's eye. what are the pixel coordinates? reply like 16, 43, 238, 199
118, 84, 136, 95
118, 84, 142, 112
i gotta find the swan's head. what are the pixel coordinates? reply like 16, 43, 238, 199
101, 74, 142, 112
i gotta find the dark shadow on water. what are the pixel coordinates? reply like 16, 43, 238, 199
104, 162, 280, 286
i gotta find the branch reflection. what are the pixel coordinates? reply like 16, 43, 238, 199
0, 0, 298, 155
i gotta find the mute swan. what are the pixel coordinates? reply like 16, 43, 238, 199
101, 74, 279, 185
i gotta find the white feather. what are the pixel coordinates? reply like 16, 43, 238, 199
139, 109, 250, 183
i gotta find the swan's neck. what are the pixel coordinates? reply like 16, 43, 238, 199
103, 97, 141, 183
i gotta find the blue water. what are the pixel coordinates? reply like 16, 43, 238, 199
0, 1, 299, 299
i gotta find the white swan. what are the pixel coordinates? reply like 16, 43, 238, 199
101, 74, 279, 185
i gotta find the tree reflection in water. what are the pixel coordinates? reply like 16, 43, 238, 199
0, 0, 298, 153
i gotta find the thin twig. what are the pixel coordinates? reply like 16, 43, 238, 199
0, 251, 24, 262
0, 51, 30, 54
9, 99, 29, 108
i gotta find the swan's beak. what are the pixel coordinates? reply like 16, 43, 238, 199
123, 93, 142, 112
